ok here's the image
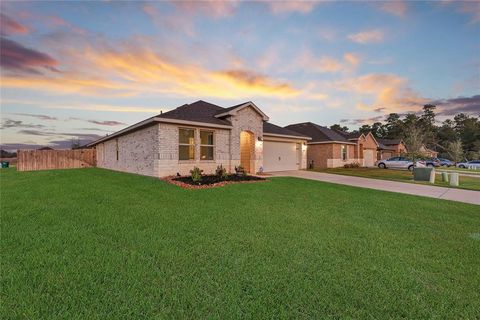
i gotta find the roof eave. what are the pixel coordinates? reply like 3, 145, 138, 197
215, 102, 269, 121
263, 132, 312, 140
308, 141, 357, 145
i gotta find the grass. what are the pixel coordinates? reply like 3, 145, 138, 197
313, 167, 480, 191
1, 168, 479, 319
437, 166, 480, 175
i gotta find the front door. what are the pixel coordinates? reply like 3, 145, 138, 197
240, 131, 253, 173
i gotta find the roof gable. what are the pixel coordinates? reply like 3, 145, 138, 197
214, 101, 269, 121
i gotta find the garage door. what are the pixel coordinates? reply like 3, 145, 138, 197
263, 141, 299, 172
364, 149, 375, 167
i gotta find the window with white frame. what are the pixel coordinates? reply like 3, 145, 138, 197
179, 128, 195, 160
200, 130, 214, 160
341, 145, 347, 161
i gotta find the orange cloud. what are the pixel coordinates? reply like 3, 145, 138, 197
0, 13, 30, 35
348, 29, 385, 44
297, 51, 361, 73
1, 45, 300, 99
335, 74, 427, 112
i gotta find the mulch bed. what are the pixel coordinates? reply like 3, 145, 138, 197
163, 174, 267, 189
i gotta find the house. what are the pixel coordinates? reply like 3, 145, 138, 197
377, 138, 407, 160
419, 145, 438, 158
338, 131, 379, 167
285, 122, 358, 168
87, 101, 310, 177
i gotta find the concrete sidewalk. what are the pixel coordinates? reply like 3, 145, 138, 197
269, 170, 480, 206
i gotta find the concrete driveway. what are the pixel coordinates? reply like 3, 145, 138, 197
269, 170, 480, 206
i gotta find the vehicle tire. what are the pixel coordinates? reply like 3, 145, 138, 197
408, 165, 414, 171
459, 165, 466, 168
427, 164, 434, 168
378, 163, 386, 169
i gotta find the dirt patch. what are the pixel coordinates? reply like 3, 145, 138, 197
163, 174, 267, 189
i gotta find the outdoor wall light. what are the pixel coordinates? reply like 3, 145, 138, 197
258, 137, 263, 141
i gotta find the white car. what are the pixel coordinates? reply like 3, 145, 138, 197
376, 157, 426, 171
456, 160, 480, 169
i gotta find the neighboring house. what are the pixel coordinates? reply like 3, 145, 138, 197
337, 131, 379, 167
377, 138, 407, 160
419, 145, 438, 158
38, 147, 54, 151
87, 101, 310, 177
284, 123, 359, 168
285, 123, 382, 168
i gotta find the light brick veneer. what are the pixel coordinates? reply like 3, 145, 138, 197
96, 124, 160, 177
94, 105, 307, 177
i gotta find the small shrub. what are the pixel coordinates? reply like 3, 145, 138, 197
344, 162, 360, 168
190, 166, 203, 183
215, 165, 228, 180
235, 165, 246, 176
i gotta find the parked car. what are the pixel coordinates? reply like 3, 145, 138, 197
424, 158, 441, 167
435, 158, 454, 167
376, 157, 425, 171
456, 160, 480, 169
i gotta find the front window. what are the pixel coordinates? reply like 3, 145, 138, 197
200, 130, 214, 160
179, 128, 195, 160
341, 145, 347, 161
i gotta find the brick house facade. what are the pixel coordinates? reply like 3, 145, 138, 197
89, 101, 310, 177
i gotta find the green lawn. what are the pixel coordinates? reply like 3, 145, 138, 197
437, 166, 480, 175
313, 167, 480, 191
1, 168, 479, 319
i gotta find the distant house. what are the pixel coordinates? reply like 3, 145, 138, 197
38, 147, 54, 151
87, 100, 310, 177
419, 145, 438, 158
284, 122, 379, 168
377, 139, 407, 160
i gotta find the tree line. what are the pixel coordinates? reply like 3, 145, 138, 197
330, 105, 480, 161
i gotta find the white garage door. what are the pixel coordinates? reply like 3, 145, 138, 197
364, 149, 375, 167
263, 141, 299, 172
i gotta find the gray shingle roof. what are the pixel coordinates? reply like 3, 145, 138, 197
157, 100, 232, 126
285, 122, 352, 143
377, 138, 403, 146
263, 122, 310, 138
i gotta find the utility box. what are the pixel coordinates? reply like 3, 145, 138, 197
414, 167, 435, 183
450, 173, 459, 187
441, 172, 449, 182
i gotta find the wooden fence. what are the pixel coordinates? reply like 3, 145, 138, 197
17, 149, 96, 171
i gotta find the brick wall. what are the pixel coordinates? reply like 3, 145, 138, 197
308, 143, 361, 168
157, 123, 231, 176
96, 124, 159, 177
226, 106, 264, 173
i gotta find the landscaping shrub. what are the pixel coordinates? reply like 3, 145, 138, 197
235, 165, 247, 176
215, 165, 228, 179
344, 162, 361, 168
190, 166, 203, 183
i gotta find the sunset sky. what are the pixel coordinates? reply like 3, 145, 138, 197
1, 1, 479, 150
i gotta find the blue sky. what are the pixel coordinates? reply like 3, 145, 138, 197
1, 0, 479, 150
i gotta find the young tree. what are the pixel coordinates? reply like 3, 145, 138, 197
454, 113, 480, 158
446, 140, 464, 163
403, 123, 425, 166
